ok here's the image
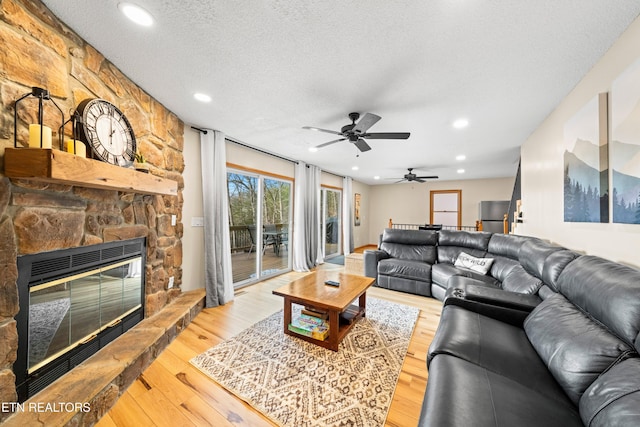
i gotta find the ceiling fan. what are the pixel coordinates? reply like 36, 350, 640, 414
303, 112, 410, 152
389, 168, 439, 183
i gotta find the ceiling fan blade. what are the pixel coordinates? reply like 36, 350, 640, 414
361, 132, 410, 139
302, 126, 343, 136
415, 178, 426, 183
315, 138, 346, 148
415, 175, 439, 179
352, 113, 381, 134
354, 138, 371, 152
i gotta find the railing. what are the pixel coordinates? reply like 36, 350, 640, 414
229, 224, 289, 253
388, 218, 482, 232
230, 225, 252, 253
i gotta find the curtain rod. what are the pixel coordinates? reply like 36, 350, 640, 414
190, 126, 350, 177
190, 125, 297, 164
225, 137, 299, 165
190, 125, 208, 134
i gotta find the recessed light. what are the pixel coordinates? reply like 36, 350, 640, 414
452, 118, 469, 129
118, 2, 154, 27
193, 93, 212, 103
456, 155, 466, 161
308, 147, 318, 153
457, 169, 465, 174
373, 176, 380, 180
352, 166, 359, 171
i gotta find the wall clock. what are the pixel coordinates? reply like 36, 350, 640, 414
76, 98, 136, 167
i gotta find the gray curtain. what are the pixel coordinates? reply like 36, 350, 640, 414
200, 130, 234, 307
293, 162, 322, 271
342, 176, 354, 255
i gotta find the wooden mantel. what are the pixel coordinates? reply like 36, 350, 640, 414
4, 148, 178, 196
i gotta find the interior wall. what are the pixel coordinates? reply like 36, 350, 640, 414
181, 128, 205, 291
226, 141, 295, 178
352, 180, 372, 249
368, 177, 515, 244
519, 14, 640, 268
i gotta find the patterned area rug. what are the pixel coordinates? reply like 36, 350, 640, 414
191, 298, 420, 427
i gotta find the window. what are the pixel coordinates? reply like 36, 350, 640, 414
430, 190, 461, 229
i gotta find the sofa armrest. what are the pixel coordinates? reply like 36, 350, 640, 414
443, 283, 542, 326
363, 249, 389, 278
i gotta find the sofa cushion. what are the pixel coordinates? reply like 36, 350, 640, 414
428, 305, 567, 400
381, 228, 438, 245
380, 242, 436, 263
432, 263, 466, 286
518, 238, 565, 279
501, 264, 543, 294
579, 358, 640, 427
437, 230, 491, 265
379, 228, 438, 263
431, 263, 500, 288
541, 250, 580, 292
454, 252, 494, 274
524, 293, 634, 404
438, 229, 492, 251
488, 255, 519, 281
487, 233, 533, 260
420, 355, 583, 427
556, 255, 640, 350
378, 259, 431, 282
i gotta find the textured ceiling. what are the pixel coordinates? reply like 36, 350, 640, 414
41, 1, 640, 184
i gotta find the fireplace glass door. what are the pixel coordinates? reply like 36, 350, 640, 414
28, 257, 143, 372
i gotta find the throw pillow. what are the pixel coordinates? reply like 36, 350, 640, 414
454, 252, 494, 275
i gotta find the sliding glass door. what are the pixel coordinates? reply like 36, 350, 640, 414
261, 177, 291, 277
321, 188, 342, 260
227, 170, 292, 287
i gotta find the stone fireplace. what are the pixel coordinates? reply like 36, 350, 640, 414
0, 0, 185, 419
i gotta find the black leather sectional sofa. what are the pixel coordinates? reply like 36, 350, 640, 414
363, 228, 640, 426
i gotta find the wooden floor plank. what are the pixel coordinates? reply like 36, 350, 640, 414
135, 387, 196, 426
99, 264, 442, 426
97, 390, 155, 427
178, 394, 236, 427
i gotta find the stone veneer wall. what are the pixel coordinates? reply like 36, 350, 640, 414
0, 0, 185, 413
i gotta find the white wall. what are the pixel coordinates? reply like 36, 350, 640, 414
368, 177, 515, 244
519, 14, 640, 268
226, 142, 295, 178
181, 128, 205, 291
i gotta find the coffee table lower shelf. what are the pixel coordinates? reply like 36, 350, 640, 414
282, 295, 366, 351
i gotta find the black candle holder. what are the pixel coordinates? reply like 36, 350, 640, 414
59, 110, 88, 155
13, 87, 65, 149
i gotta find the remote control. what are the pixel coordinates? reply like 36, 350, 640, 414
324, 280, 340, 287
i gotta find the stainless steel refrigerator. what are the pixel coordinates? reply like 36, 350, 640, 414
479, 201, 509, 233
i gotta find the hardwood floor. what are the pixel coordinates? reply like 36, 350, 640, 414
96, 264, 442, 427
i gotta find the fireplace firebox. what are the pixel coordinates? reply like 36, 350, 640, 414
14, 238, 146, 402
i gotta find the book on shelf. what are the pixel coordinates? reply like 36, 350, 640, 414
301, 306, 329, 320
288, 313, 329, 341
340, 304, 361, 325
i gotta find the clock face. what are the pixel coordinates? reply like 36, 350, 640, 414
76, 99, 136, 167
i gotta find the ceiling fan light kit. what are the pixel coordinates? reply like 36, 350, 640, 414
304, 112, 410, 152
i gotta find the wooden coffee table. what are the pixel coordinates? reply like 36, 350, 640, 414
273, 271, 375, 351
